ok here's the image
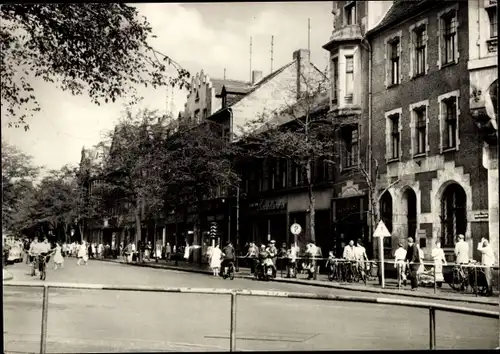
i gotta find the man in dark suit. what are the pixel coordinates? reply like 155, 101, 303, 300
405, 237, 421, 291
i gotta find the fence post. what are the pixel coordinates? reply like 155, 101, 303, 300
474, 266, 478, 297
429, 307, 436, 350
40, 285, 49, 354
229, 292, 237, 352
433, 262, 437, 295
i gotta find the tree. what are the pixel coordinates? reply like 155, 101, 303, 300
166, 120, 240, 245
99, 109, 175, 244
1, 4, 191, 130
1, 140, 39, 233
25, 165, 80, 242
239, 69, 332, 245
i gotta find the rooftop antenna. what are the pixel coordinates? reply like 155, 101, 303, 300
308, 18, 311, 54
224, 68, 226, 80
270, 35, 274, 73
249, 36, 252, 82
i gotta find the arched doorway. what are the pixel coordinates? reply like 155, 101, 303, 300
403, 188, 418, 241
379, 191, 393, 258
440, 183, 467, 247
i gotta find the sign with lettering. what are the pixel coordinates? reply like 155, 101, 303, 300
259, 200, 287, 211
474, 212, 489, 220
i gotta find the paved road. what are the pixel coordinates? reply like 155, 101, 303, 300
3, 260, 499, 352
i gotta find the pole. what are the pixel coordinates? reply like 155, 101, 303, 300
379, 237, 385, 288
429, 307, 436, 350
433, 261, 437, 294
229, 292, 237, 352
40, 285, 49, 354
307, 18, 311, 53
236, 187, 240, 272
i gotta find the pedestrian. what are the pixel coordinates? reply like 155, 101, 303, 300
145, 241, 152, 262
394, 241, 407, 286
454, 234, 469, 265
417, 243, 425, 276
477, 237, 495, 296
210, 244, 223, 276
87, 242, 93, 259
91, 243, 97, 259
165, 242, 172, 261
245, 242, 258, 274
77, 241, 88, 266
53, 242, 64, 270
404, 237, 421, 291
98, 243, 104, 259
431, 240, 446, 287
125, 241, 134, 263
155, 240, 162, 262
184, 243, 190, 261
278, 242, 287, 273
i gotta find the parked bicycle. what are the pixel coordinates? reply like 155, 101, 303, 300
449, 261, 490, 296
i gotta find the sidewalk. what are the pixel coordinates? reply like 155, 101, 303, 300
96, 258, 499, 306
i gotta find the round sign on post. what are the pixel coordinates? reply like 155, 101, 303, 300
290, 223, 302, 235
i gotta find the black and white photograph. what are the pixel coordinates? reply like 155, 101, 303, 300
2, 1, 499, 352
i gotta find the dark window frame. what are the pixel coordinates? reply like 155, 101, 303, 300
443, 97, 458, 149
389, 114, 400, 159
390, 38, 400, 85
414, 26, 427, 76
442, 13, 457, 64
415, 107, 427, 155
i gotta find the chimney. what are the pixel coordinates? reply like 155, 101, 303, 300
293, 49, 311, 99
293, 49, 310, 63
252, 70, 263, 85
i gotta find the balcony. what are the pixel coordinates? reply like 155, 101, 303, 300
323, 25, 362, 51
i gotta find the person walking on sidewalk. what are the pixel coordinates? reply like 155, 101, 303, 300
405, 237, 420, 291
431, 240, 446, 288
477, 238, 495, 296
210, 244, 222, 277
77, 241, 89, 266
165, 242, 172, 261
53, 242, 64, 270
145, 241, 152, 262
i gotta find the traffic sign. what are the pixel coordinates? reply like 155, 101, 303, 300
290, 223, 302, 235
209, 222, 217, 237
373, 220, 391, 238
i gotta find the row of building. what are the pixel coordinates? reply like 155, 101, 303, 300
80, 0, 498, 263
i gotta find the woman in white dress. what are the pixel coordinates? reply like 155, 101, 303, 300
53, 242, 64, 269
77, 241, 88, 266
210, 245, 222, 276
431, 240, 447, 287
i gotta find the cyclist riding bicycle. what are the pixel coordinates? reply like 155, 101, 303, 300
221, 241, 236, 275
29, 237, 53, 276
343, 240, 357, 278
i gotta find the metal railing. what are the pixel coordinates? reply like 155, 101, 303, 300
4, 281, 499, 353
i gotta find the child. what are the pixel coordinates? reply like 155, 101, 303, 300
53, 242, 64, 269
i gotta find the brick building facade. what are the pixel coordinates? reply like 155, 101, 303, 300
367, 0, 492, 261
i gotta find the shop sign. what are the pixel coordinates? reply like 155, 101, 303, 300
259, 200, 287, 211
474, 212, 489, 220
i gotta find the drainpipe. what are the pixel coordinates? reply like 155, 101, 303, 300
362, 36, 374, 256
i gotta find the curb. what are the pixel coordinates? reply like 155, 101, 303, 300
96, 259, 498, 306
3, 269, 14, 281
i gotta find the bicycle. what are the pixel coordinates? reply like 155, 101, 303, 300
221, 261, 235, 280
30, 252, 51, 281
450, 264, 471, 292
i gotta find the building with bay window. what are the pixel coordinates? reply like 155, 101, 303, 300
367, 0, 491, 261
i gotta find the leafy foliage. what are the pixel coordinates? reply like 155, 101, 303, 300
1, 141, 39, 232
1, 4, 191, 129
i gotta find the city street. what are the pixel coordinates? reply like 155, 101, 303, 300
4, 259, 499, 352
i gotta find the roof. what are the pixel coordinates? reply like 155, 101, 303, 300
211, 78, 251, 96
228, 62, 295, 106
367, 0, 437, 37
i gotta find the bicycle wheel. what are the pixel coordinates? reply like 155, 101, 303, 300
450, 268, 462, 291
229, 264, 235, 280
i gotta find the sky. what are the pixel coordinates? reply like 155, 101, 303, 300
1, 2, 333, 175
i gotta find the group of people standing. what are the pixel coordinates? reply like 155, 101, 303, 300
393, 233, 495, 295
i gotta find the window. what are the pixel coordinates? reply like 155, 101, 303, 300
345, 2, 356, 25
292, 162, 301, 187
385, 112, 401, 160
438, 6, 459, 67
443, 98, 457, 149
415, 107, 427, 155
345, 56, 354, 102
487, 5, 498, 38
389, 38, 401, 86
279, 159, 287, 189
414, 26, 427, 76
332, 57, 339, 104
342, 125, 358, 168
